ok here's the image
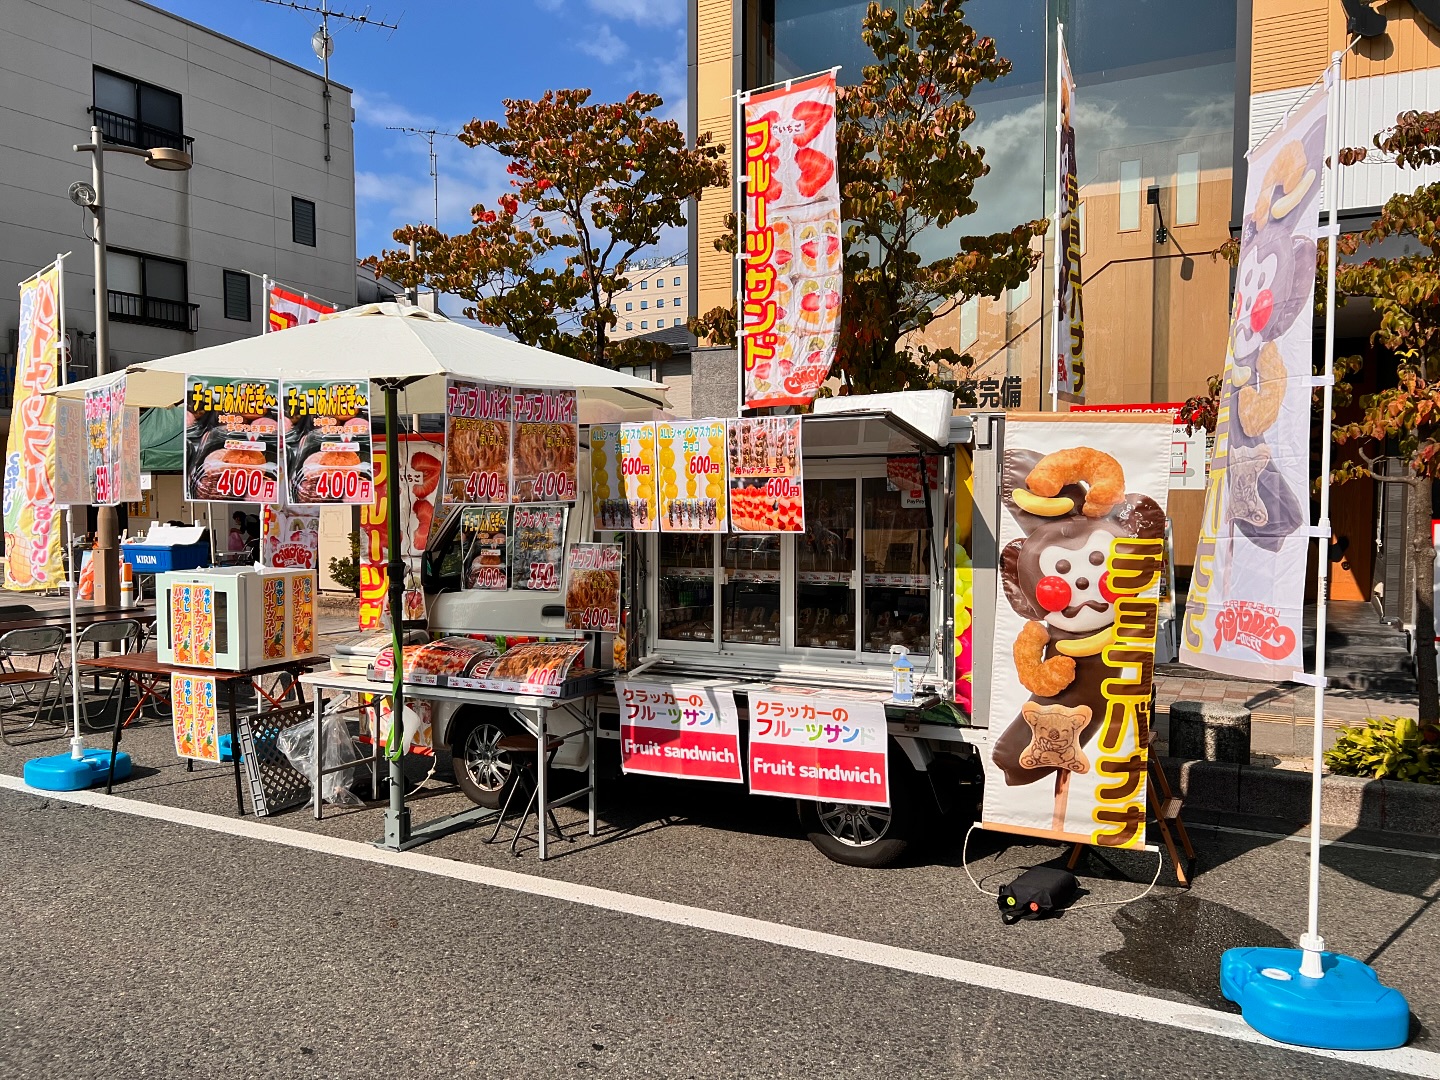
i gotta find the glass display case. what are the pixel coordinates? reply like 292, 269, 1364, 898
658, 534, 715, 642
795, 478, 856, 650
722, 533, 780, 646
861, 476, 932, 655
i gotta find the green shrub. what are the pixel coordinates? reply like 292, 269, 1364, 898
1324, 717, 1440, 784
328, 533, 362, 595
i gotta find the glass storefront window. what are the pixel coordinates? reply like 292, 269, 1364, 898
795, 478, 857, 650
659, 534, 715, 642
722, 534, 781, 646
860, 477, 931, 655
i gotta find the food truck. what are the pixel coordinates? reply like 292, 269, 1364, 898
417, 391, 1000, 867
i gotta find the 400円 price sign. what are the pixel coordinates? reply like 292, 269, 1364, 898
746, 691, 888, 807
616, 680, 743, 782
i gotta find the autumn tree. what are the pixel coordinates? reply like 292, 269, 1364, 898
834, 0, 1047, 394
1330, 110, 1440, 721
370, 90, 727, 367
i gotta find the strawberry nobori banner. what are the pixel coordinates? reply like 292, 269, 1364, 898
741, 71, 840, 409
4, 263, 65, 591
1181, 87, 1328, 681
981, 417, 1171, 850
359, 434, 443, 630
264, 278, 338, 333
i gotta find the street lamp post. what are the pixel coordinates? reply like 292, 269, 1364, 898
72, 125, 191, 606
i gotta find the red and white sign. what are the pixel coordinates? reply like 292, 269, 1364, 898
616, 680, 743, 783
266, 282, 336, 332
746, 691, 888, 807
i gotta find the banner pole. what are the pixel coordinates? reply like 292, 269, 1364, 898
54, 252, 86, 763
261, 274, 271, 334
1049, 23, 1065, 412
1299, 49, 1344, 981
735, 84, 747, 417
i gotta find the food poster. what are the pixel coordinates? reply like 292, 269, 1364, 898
443, 379, 511, 505
564, 543, 622, 632
262, 504, 321, 569
747, 691, 888, 806
460, 506, 510, 590
262, 574, 287, 661
5, 264, 65, 591
511, 388, 578, 503
657, 419, 727, 533
727, 416, 804, 533
591, 423, 659, 532
171, 583, 194, 665
84, 375, 126, 506
953, 446, 975, 713
292, 572, 315, 656
183, 376, 281, 504
358, 435, 443, 630
510, 506, 566, 592
741, 72, 841, 409
118, 405, 142, 504
52, 398, 89, 507
171, 673, 220, 763
281, 379, 374, 505
616, 681, 743, 782
484, 640, 588, 695
1181, 87, 1327, 682
981, 418, 1171, 851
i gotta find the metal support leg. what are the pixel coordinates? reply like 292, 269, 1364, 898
106, 672, 130, 794
312, 687, 324, 820
228, 684, 245, 815
588, 705, 597, 838
537, 708, 548, 861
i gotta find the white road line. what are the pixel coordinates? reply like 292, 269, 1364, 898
4, 773, 1435, 1077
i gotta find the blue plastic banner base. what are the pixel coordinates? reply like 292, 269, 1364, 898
1221, 946, 1410, 1051
23, 748, 132, 792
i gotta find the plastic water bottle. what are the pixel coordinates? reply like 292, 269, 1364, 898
890, 645, 914, 704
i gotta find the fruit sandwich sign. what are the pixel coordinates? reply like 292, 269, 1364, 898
740, 72, 840, 410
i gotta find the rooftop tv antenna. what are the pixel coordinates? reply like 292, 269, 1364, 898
256, 0, 399, 162
386, 127, 458, 228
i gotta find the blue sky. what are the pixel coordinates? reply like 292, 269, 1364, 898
150, 0, 690, 265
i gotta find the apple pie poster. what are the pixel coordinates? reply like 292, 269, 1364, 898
741, 72, 840, 409
1181, 87, 1328, 681
980, 417, 1171, 850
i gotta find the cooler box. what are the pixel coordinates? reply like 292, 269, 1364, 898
156, 566, 320, 671
122, 525, 211, 573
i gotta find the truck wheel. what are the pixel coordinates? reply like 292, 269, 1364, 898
797, 767, 917, 868
450, 712, 520, 810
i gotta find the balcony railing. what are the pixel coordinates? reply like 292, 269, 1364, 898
89, 106, 195, 155
108, 290, 199, 332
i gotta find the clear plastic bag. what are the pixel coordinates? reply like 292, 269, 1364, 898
277, 712, 366, 807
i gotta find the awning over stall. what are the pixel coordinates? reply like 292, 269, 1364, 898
138, 406, 182, 472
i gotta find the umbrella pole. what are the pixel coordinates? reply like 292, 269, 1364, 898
382, 384, 410, 848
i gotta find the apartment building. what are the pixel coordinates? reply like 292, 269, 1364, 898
610, 257, 690, 340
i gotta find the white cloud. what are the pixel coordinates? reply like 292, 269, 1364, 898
589, 0, 683, 26
351, 88, 437, 130
537, 0, 565, 9
575, 23, 628, 65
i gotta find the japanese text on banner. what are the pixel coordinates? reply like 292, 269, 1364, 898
616, 681, 744, 783
183, 376, 281, 505
747, 692, 888, 807
281, 380, 375, 505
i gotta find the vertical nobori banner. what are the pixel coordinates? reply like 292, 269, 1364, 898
741, 72, 840, 409
1052, 26, 1085, 404
1181, 88, 1328, 681
4, 265, 65, 591
981, 418, 1171, 849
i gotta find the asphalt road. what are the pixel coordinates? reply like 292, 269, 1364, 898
2, 713, 1438, 1079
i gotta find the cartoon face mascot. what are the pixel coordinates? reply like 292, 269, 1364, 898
991, 447, 1165, 787
1222, 113, 1325, 552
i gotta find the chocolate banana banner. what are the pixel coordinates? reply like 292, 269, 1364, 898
980, 417, 1171, 850
1181, 87, 1328, 681
741, 72, 840, 409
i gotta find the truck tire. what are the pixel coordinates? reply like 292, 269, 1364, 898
449, 710, 521, 810
797, 761, 919, 868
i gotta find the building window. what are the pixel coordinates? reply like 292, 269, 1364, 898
625, 302, 633, 311
1078, 201, 1087, 257
222, 270, 251, 322
106, 249, 196, 331
1175, 151, 1200, 226
292, 197, 317, 247
656, 318, 665, 328
626, 321, 633, 330
640, 320, 648, 329
959, 297, 978, 349
640, 280, 647, 289
656, 298, 665, 308
1007, 276, 1030, 312
640, 300, 648, 310
92, 67, 189, 152
1119, 159, 1142, 232
674, 276, 681, 287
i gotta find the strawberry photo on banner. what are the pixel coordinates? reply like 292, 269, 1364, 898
742, 72, 840, 409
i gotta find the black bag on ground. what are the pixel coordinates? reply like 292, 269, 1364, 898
998, 867, 1078, 924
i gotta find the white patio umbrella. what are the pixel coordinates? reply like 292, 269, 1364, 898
57, 303, 668, 847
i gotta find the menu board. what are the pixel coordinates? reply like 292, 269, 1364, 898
658, 419, 728, 533
169, 582, 216, 667
443, 379, 511, 505
281, 379, 375, 505
183, 376, 281, 504
728, 416, 804, 533
511, 388, 578, 503
564, 543, 622, 632
591, 423, 659, 532
461, 506, 510, 591
171, 673, 220, 763
510, 505, 566, 591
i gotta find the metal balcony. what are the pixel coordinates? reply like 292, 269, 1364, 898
107, 290, 199, 332
89, 106, 195, 155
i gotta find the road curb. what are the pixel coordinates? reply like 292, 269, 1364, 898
1160, 757, 1440, 837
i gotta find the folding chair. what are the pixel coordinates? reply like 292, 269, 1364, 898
71, 619, 144, 733
0, 626, 70, 746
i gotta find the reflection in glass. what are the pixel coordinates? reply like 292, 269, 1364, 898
861, 477, 931, 654
796, 478, 856, 650
659, 534, 714, 642
723, 534, 780, 645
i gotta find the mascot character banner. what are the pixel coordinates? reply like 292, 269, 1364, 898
981, 416, 1171, 850
1182, 87, 1327, 681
